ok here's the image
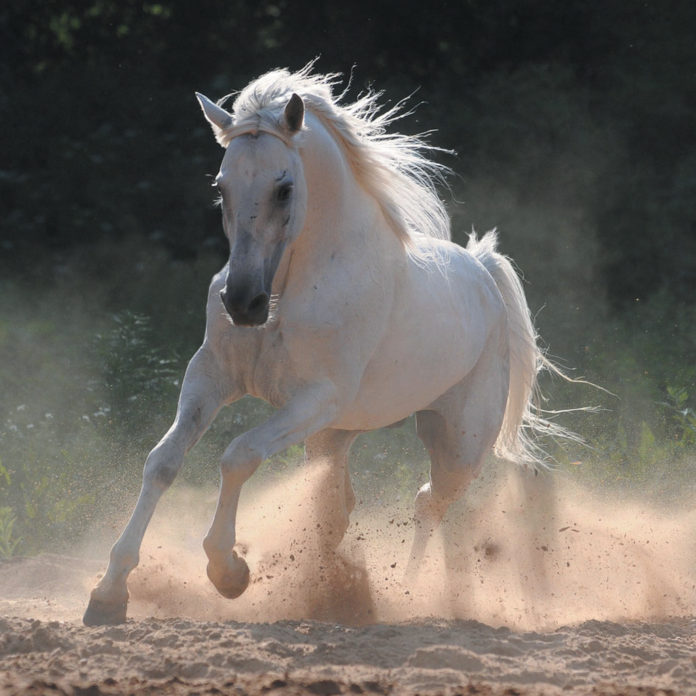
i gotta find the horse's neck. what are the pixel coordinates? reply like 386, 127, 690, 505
290, 115, 403, 275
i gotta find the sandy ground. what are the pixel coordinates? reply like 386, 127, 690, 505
1, 463, 695, 695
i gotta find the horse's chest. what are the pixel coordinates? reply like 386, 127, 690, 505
248, 329, 298, 407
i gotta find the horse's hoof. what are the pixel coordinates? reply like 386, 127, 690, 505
207, 553, 250, 599
83, 596, 128, 626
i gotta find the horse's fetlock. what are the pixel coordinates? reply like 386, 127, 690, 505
202, 534, 222, 559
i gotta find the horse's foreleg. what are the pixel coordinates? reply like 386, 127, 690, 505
83, 346, 237, 626
203, 382, 340, 599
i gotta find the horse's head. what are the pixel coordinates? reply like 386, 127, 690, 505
197, 92, 307, 327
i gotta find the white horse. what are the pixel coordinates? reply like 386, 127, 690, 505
84, 65, 565, 625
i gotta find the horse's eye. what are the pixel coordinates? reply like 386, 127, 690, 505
276, 183, 293, 203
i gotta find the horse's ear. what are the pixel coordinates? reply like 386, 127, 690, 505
283, 93, 304, 134
196, 92, 233, 142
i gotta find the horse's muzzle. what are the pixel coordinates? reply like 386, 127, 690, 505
220, 287, 270, 326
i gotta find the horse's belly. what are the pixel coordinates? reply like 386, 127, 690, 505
336, 359, 474, 430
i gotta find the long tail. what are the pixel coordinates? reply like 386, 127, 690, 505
467, 230, 576, 467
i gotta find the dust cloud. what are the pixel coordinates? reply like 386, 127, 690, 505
54, 459, 694, 631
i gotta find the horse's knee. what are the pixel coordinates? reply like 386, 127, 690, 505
220, 435, 263, 482
144, 461, 178, 490
143, 443, 181, 489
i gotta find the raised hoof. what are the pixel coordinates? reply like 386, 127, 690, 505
207, 554, 250, 599
83, 596, 128, 626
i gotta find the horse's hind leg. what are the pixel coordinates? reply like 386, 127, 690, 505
406, 329, 509, 579
305, 428, 360, 551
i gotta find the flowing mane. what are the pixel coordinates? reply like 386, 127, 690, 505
214, 64, 452, 250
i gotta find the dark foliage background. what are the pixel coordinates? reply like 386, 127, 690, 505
0, 0, 695, 554
3, 0, 695, 302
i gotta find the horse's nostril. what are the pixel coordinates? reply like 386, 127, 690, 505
248, 293, 269, 313
220, 286, 269, 325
